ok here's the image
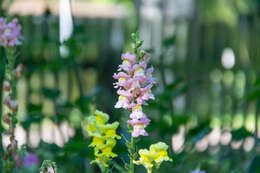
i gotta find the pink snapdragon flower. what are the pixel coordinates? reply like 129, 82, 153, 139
0, 17, 22, 47
114, 53, 155, 137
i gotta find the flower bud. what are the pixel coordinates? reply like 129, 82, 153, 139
12, 18, 18, 24
4, 153, 8, 160
6, 140, 17, 154
15, 64, 23, 78
10, 141, 17, 153
142, 53, 149, 61
4, 95, 11, 107
47, 166, 56, 173
9, 100, 18, 111
14, 153, 22, 168
8, 123, 14, 134
3, 114, 10, 124
131, 33, 136, 40
136, 40, 143, 48
3, 80, 10, 91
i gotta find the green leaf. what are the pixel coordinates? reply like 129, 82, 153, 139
186, 121, 212, 147
165, 78, 184, 90
248, 155, 260, 173
248, 87, 260, 101
231, 169, 242, 173
192, 126, 211, 146
172, 115, 190, 127
27, 103, 42, 113
75, 96, 91, 114
56, 102, 74, 114
231, 127, 253, 141
254, 78, 260, 87
163, 35, 176, 47
21, 113, 44, 130
42, 88, 60, 101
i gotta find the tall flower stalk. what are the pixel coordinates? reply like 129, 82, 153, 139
0, 17, 22, 173
113, 32, 156, 173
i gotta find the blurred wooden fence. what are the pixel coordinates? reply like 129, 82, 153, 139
0, 0, 260, 152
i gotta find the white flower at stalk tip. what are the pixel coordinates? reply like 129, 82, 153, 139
40, 167, 55, 173
40, 160, 57, 173
47, 166, 55, 173
190, 168, 206, 173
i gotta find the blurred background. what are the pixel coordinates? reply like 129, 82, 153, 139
1, 0, 260, 172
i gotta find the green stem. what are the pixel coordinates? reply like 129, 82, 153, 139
129, 136, 135, 173
3, 48, 17, 173
0, 53, 5, 170
111, 161, 126, 173
7, 49, 17, 138
99, 164, 107, 173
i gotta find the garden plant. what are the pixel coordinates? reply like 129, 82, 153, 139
1, 0, 260, 173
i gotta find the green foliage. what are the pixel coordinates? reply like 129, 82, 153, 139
42, 88, 61, 101
163, 35, 176, 48
248, 78, 260, 101
199, 0, 250, 26
1, 1, 260, 172
231, 127, 253, 141
40, 160, 57, 173
248, 155, 260, 173
188, 122, 212, 147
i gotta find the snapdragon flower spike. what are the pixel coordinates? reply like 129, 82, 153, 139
0, 17, 22, 47
134, 142, 172, 173
86, 110, 121, 169
113, 52, 155, 138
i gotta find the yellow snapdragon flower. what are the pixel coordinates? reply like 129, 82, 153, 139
86, 110, 121, 169
134, 142, 172, 173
